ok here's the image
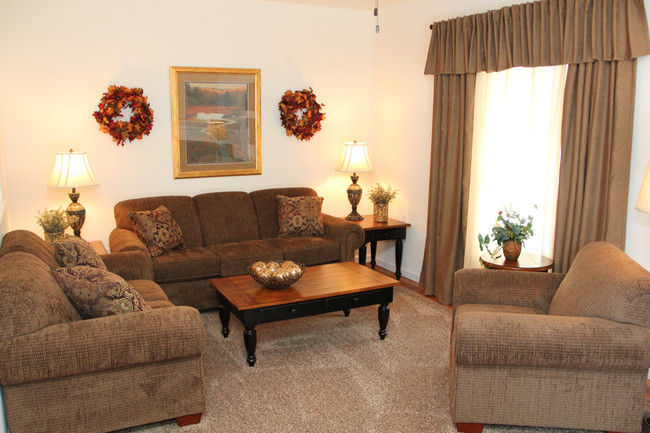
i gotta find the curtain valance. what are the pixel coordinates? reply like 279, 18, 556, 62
425, 0, 650, 75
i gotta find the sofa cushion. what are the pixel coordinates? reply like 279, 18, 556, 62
152, 247, 220, 284
210, 240, 282, 276
129, 279, 175, 308
264, 236, 339, 265
51, 266, 151, 318
193, 191, 260, 245
0, 252, 81, 340
114, 196, 204, 248
250, 187, 319, 239
129, 206, 185, 257
277, 195, 325, 237
548, 241, 650, 328
54, 235, 107, 270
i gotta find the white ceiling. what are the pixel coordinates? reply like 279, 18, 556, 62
257, 0, 411, 11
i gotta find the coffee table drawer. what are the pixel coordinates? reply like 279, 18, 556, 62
259, 299, 325, 323
327, 290, 389, 311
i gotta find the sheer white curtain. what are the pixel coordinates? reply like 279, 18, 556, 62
464, 65, 567, 268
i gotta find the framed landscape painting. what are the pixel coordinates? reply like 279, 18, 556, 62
170, 67, 262, 178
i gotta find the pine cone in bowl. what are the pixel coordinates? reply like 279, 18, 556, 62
249, 260, 305, 289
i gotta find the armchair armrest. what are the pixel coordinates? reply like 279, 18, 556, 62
453, 268, 565, 313
0, 306, 205, 386
322, 214, 365, 262
454, 311, 650, 370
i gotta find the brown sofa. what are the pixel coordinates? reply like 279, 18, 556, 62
0, 230, 206, 433
110, 187, 365, 310
450, 241, 650, 433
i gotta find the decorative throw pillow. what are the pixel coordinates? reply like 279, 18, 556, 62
128, 205, 184, 257
54, 235, 108, 270
51, 266, 150, 318
277, 195, 325, 237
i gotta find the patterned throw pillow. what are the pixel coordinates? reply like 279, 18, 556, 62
51, 266, 150, 318
54, 235, 108, 270
277, 195, 325, 237
128, 205, 184, 257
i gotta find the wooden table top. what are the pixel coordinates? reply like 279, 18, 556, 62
479, 252, 554, 272
210, 262, 399, 310
350, 216, 411, 231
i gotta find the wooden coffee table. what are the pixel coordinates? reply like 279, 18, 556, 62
209, 262, 399, 366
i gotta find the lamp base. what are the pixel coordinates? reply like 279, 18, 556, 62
345, 174, 364, 221
66, 191, 86, 237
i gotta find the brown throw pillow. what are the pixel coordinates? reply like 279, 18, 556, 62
128, 205, 184, 257
277, 195, 325, 237
51, 266, 150, 318
54, 235, 107, 270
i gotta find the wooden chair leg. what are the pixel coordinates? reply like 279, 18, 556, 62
456, 423, 484, 433
176, 413, 202, 426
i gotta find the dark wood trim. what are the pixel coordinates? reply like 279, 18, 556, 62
176, 413, 202, 426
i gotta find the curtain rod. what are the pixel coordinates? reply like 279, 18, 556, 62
429, 24, 433, 29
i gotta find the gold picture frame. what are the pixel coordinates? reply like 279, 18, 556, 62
170, 67, 262, 178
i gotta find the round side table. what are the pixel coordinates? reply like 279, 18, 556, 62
479, 252, 553, 272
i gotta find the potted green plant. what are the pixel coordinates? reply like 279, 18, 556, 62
367, 183, 398, 222
477, 206, 534, 261
35, 207, 77, 245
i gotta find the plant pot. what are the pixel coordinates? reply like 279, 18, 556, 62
502, 241, 522, 261
373, 203, 388, 222
44, 231, 64, 246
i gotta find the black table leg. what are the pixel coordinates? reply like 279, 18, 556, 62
370, 241, 377, 269
395, 237, 404, 279
358, 243, 367, 266
218, 306, 230, 338
244, 327, 257, 367
378, 302, 390, 340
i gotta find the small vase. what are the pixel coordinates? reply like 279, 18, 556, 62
44, 231, 65, 246
502, 241, 522, 261
373, 203, 388, 222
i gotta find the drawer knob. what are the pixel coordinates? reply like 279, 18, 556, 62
290, 308, 297, 314
353, 297, 360, 302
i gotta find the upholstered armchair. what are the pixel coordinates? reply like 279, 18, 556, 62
450, 242, 650, 433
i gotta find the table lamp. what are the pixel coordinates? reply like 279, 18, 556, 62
48, 149, 99, 237
335, 140, 374, 221
636, 161, 650, 213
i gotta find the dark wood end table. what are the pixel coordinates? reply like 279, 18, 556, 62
479, 252, 553, 272
210, 262, 399, 366
349, 216, 411, 279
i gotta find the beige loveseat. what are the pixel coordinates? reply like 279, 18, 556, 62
0, 230, 206, 433
110, 187, 365, 310
451, 242, 650, 433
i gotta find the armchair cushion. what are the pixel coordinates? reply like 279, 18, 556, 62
51, 266, 150, 318
54, 235, 107, 270
549, 241, 650, 328
129, 205, 185, 257
277, 195, 325, 237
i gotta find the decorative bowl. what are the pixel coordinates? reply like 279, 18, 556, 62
249, 260, 306, 289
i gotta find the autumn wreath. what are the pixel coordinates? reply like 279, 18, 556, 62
92, 85, 154, 146
278, 88, 325, 141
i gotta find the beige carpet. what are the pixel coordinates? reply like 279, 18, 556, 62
120, 287, 607, 433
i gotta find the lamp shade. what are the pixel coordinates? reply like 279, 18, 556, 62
335, 141, 374, 174
48, 150, 98, 189
636, 161, 650, 213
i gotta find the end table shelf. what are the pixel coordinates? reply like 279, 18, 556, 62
479, 252, 553, 272
348, 216, 411, 279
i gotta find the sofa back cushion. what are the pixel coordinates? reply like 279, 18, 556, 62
0, 229, 60, 269
194, 192, 260, 245
0, 252, 81, 340
549, 241, 650, 328
249, 187, 318, 239
114, 196, 204, 248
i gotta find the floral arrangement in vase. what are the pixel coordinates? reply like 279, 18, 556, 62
35, 207, 77, 244
367, 183, 398, 222
477, 205, 534, 261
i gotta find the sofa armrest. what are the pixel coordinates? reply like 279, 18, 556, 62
453, 268, 565, 313
0, 306, 205, 385
322, 214, 365, 262
454, 311, 650, 371
109, 228, 148, 254
101, 250, 154, 281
